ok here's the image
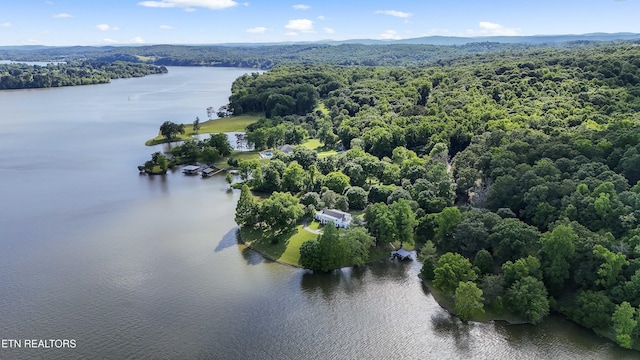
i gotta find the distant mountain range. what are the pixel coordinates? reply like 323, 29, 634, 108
1, 32, 640, 50
217, 32, 640, 47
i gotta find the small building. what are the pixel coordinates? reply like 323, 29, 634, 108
201, 167, 216, 177
277, 144, 295, 154
391, 249, 413, 261
182, 165, 201, 175
314, 209, 352, 228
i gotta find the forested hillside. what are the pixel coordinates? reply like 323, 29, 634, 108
0, 61, 167, 89
0, 42, 584, 69
230, 43, 640, 348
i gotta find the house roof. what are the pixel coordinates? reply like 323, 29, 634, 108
277, 144, 295, 154
318, 209, 351, 222
395, 249, 411, 258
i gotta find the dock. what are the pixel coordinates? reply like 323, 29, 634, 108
201, 167, 224, 177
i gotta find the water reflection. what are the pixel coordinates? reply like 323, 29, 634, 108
431, 312, 473, 355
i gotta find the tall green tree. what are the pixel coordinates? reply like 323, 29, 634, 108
159, 121, 185, 142
323, 171, 351, 194
193, 116, 201, 135
364, 203, 396, 245
433, 252, 477, 296
235, 184, 258, 226
612, 301, 637, 349
539, 225, 577, 294
317, 222, 344, 271
505, 276, 549, 324
593, 244, 629, 288
282, 161, 305, 193
454, 281, 485, 321
390, 198, 417, 247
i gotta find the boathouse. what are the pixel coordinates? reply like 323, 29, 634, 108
391, 249, 413, 261
182, 165, 200, 175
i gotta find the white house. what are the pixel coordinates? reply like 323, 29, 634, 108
314, 209, 352, 228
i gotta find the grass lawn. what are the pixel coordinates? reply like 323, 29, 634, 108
300, 138, 338, 158
239, 225, 317, 267
145, 113, 262, 146
196, 113, 261, 133
214, 150, 261, 169
278, 225, 318, 265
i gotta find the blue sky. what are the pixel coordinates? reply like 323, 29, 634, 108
1, 0, 639, 46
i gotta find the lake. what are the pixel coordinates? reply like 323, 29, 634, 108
0, 67, 637, 359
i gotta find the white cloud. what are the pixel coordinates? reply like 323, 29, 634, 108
1, 22, 12, 27
160, 24, 174, 29
52, 13, 73, 18
317, 15, 325, 20
138, 0, 237, 10
375, 10, 412, 18
467, 21, 520, 36
293, 4, 310, 10
129, 36, 145, 43
243, 2, 249, 6
102, 38, 119, 44
246, 26, 267, 34
324, 27, 335, 34
96, 24, 119, 31
379, 29, 401, 40
285, 19, 314, 35
45, 1, 54, 4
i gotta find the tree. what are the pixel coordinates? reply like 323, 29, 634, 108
317, 222, 343, 271
569, 290, 615, 331
323, 171, 351, 194
193, 116, 201, 135
502, 255, 542, 287
207, 133, 232, 157
435, 207, 461, 244
612, 302, 637, 349
159, 121, 185, 142
259, 192, 303, 240
474, 249, 494, 276
489, 218, 541, 264
454, 281, 485, 321
225, 172, 233, 189
342, 227, 375, 267
418, 241, 438, 280
390, 199, 417, 247
433, 252, 477, 296
593, 244, 629, 288
539, 225, 576, 295
235, 184, 258, 226
364, 203, 396, 245
299, 239, 321, 270
344, 186, 368, 210
505, 276, 549, 324
206, 106, 214, 119
282, 161, 305, 193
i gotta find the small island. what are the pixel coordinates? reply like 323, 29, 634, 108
142, 42, 640, 351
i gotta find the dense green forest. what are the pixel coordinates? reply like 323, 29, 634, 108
0, 61, 167, 89
0, 42, 602, 69
230, 43, 640, 349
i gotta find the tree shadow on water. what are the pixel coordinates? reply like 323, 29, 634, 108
430, 312, 473, 355
299, 266, 367, 300
214, 227, 241, 253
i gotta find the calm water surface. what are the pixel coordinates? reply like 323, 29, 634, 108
0, 67, 637, 359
